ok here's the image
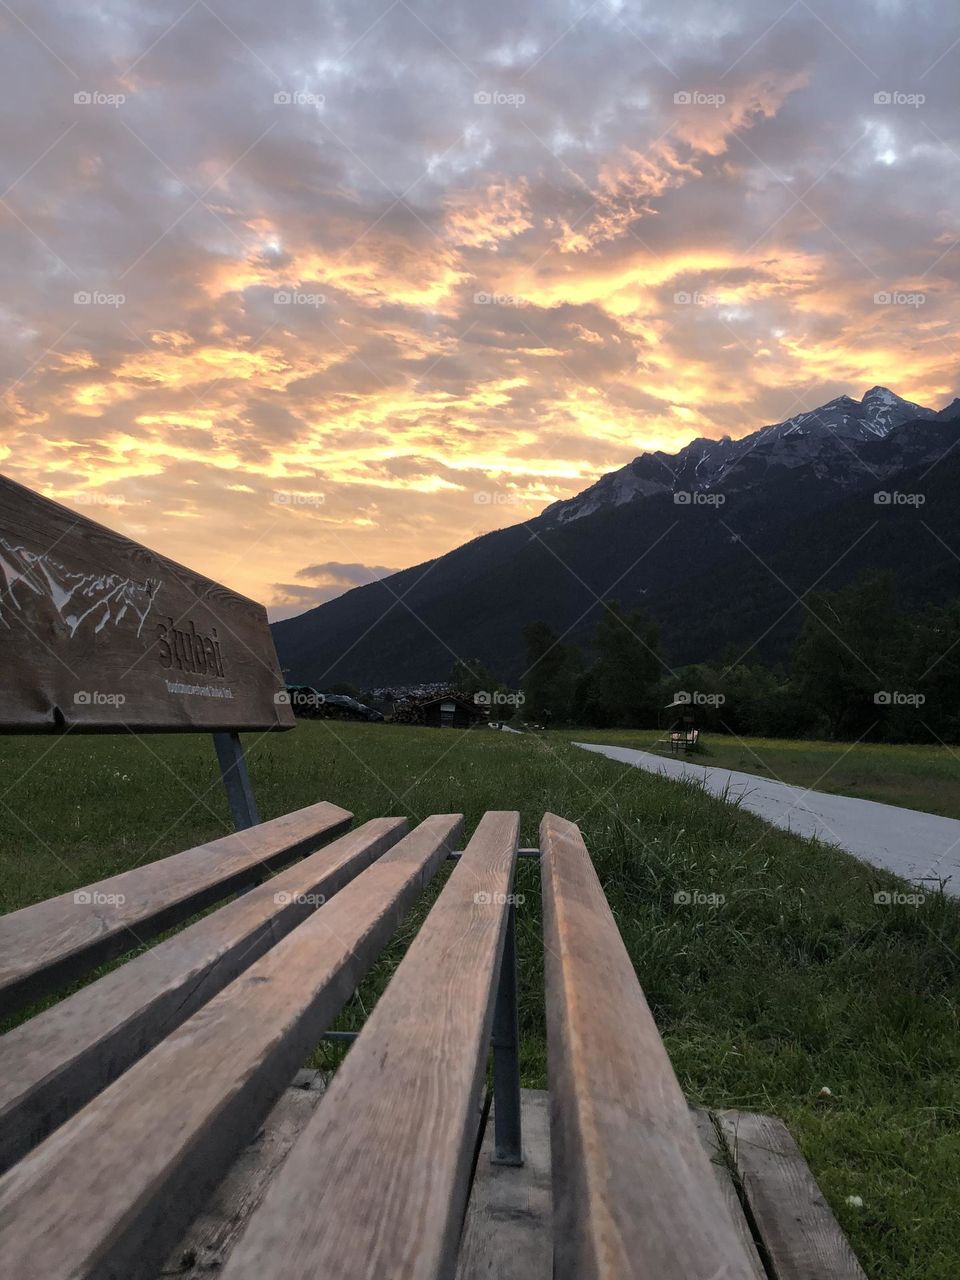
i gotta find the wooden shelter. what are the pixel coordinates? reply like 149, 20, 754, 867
660, 695, 700, 753
422, 693, 486, 729
392, 691, 487, 729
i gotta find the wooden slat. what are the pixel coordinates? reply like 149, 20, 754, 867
0, 472, 296, 733
539, 812, 761, 1280
158, 1069, 326, 1279
0, 816, 407, 1172
717, 1111, 868, 1280
218, 810, 520, 1280
455, 1089, 553, 1280
0, 813, 463, 1280
0, 799, 352, 1014
689, 1107, 766, 1280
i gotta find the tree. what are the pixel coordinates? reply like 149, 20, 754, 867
449, 657, 498, 698
791, 574, 903, 738
520, 622, 580, 723
591, 600, 662, 727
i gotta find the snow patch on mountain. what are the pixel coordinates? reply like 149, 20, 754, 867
543, 386, 948, 526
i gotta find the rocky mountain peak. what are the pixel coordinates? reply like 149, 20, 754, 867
542, 386, 945, 526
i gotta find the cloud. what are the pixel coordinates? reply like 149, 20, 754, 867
268, 559, 399, 620
0, 0, 957, 619
296, 561, 398, 586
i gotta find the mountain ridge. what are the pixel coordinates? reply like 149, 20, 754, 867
541, 386, 940, 525
272, 387, 960, 687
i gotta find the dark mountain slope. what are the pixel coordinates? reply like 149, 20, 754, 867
272, 408, 960, 686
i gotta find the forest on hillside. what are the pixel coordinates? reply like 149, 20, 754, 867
445, 574, 960, 743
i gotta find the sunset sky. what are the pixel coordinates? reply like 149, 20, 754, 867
1, 0, 957, 618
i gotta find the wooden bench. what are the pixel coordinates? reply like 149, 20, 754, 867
0, 477, 867, 1277
0, 810, 866, 1279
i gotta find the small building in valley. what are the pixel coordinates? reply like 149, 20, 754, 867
392, 692, 488, 729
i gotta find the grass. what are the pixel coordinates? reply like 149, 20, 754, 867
554, 726, 960, 820
2, 722, 960, 1278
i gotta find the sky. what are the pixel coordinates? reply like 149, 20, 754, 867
1, 0, 957, 619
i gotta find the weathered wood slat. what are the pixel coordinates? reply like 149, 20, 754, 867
717, 1111, 868, 1280
157, 1069, 326, 1279
0, 816, 407, 1172
454, 1089, 553, 1280
0, 813, 463, 1280
0, 799, 352, 1015
0, 473, 295, 733
218, 810, 520, 1280
689, 1107, 767, 1280
539, 811, 760, 1280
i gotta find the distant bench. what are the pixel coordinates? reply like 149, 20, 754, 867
656, 727, 701, 753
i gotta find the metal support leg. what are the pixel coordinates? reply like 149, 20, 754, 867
212, 731, 260, 831
491, 903, 523, 1165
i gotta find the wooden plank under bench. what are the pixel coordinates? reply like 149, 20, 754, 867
0, 799, 352, 1015
540, 811, 761, 1280
158, 1069, 327, 1279
689, 1107, 767, 1280
217, 810, 520, 1280
717, 1112, 868, 1280
0, 814, 464, 1280
0, 816, 408, 1172
455, 1089, 553, 1280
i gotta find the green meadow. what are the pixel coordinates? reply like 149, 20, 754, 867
2, 722, 959, 1279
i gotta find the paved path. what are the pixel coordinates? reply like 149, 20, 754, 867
574, 742, 960, 893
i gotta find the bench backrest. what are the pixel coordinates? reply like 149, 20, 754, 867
0, 474, 293, 734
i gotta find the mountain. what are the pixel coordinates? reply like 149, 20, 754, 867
541, 386, 938, 524
271, 388, 960, 688
0, 537, 160, 637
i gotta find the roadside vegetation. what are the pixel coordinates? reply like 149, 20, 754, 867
2, 722, 958, 1278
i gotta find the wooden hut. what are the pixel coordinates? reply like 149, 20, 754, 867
421, 694, 487, 729
660, 696, 700, 753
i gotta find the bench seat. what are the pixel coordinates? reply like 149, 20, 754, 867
0, 808, 866, 1280
157, 1088, 866, 1280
